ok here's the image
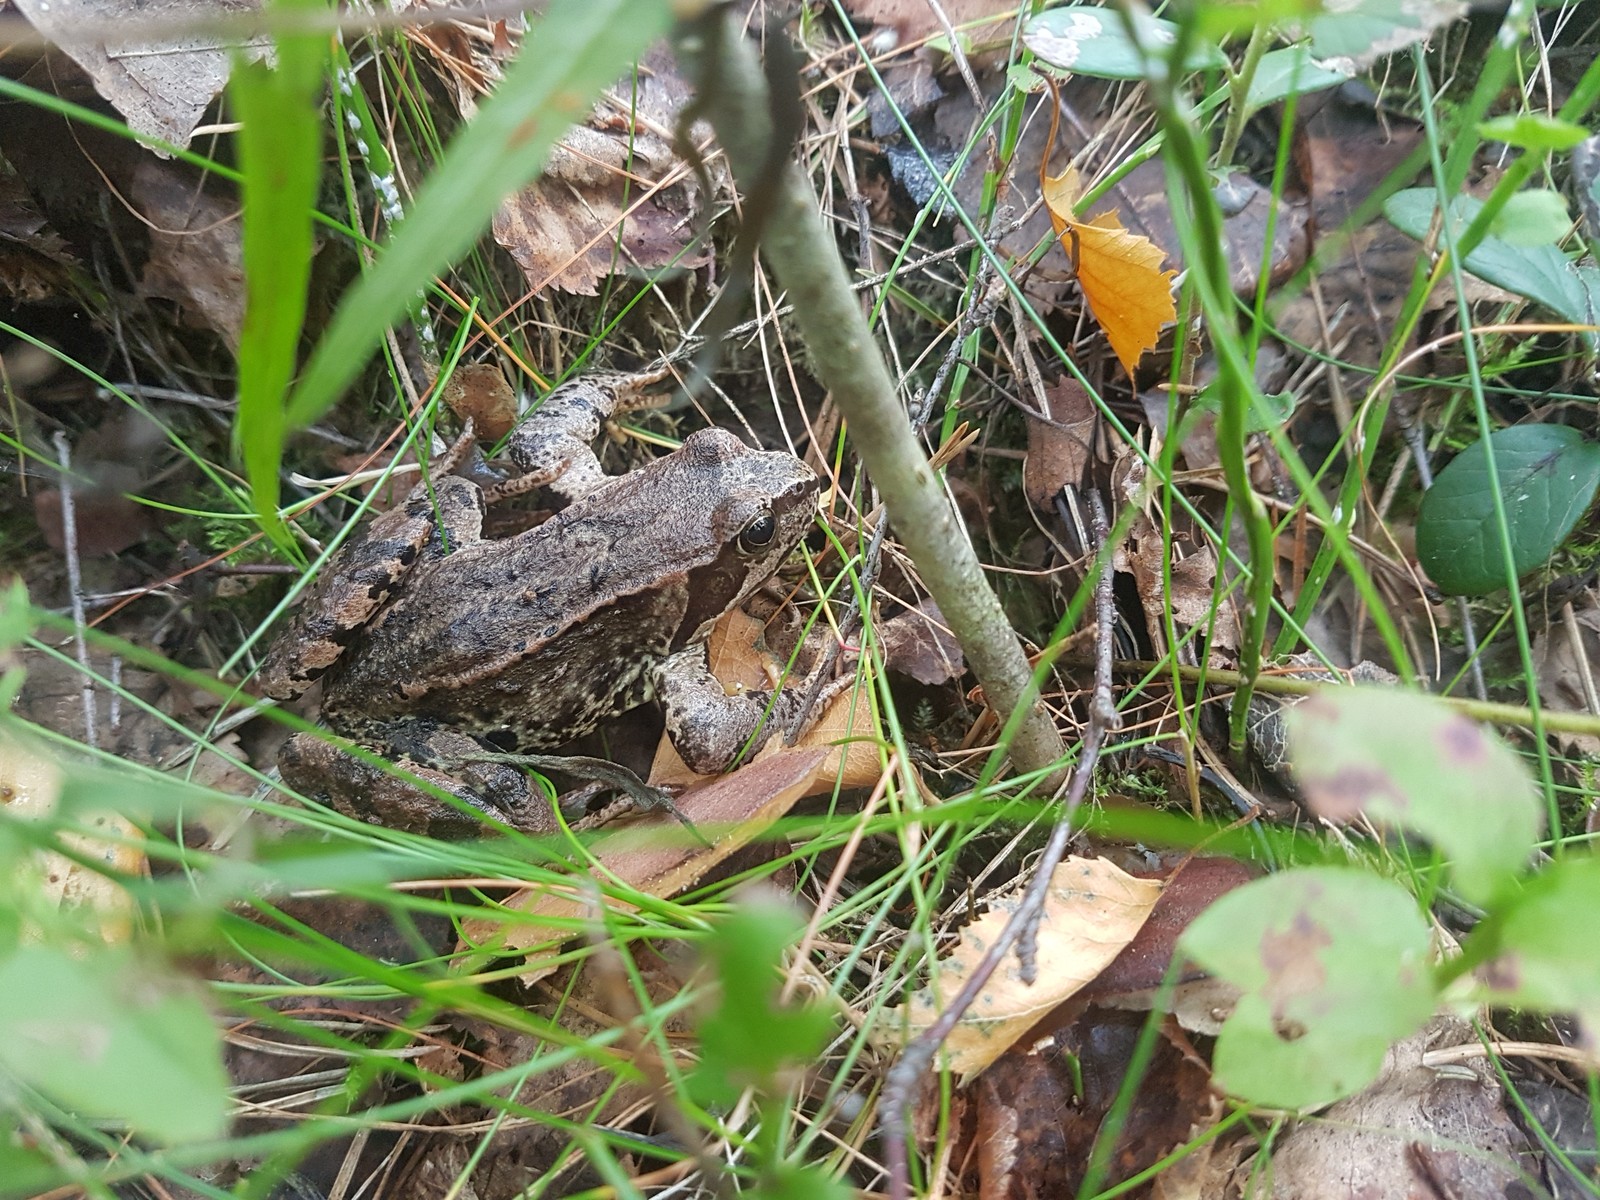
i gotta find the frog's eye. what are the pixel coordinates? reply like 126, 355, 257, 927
738, 510, 778, 553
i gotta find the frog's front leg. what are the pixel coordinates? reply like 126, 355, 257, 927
278, 726, 556, 839
259, 436, 488, 700
501, 369, 669, 503
652, 645, 816, 775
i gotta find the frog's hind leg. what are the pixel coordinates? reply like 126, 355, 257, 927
502, 370, 671, 503
258, 443, 488, 701
276, 730, 555, 839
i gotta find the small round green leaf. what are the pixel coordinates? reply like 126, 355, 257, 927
1179, 867, 1435, 1110
1244, 46, 1349, 114
1295, 0, 1465, 69
1478, 113, 1592, 151
1385, 190, 1600, 337
1489, 189, 1573, 246
1023, 8, 1225, 79
0, 945, 229, 1144
1286, 688, 1541, 905
1416, 424, 1600, 596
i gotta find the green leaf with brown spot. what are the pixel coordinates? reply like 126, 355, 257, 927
1476, 856, 1600, 1035
1179, 867, 1436, 1109
1285, 688, 1541, 905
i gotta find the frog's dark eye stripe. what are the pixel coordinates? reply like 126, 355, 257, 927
737, 511, 777, 553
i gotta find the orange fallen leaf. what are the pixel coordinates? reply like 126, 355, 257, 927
1042, 165, 1176, 377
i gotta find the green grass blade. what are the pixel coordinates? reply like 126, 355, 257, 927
284, 0, 673, 430
232, 0, 331, 548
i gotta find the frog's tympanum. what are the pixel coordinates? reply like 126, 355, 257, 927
259, 373, 820, 837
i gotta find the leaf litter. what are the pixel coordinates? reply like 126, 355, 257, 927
3, 0, 1599, 1194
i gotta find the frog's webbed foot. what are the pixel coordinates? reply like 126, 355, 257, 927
653, 645, 826, 775
452, 751, 704, 841
505, 370, 671, 503
277, 729, 557, 839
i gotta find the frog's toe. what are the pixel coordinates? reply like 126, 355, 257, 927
277, 732, 554, 839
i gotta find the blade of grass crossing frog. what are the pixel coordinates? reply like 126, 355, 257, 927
233, 0, 331, 549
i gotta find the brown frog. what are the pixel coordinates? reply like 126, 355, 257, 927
258, 373, 821, 837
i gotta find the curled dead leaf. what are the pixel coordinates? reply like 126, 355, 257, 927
648, 609, 885, 794
443, 361, 518, 443
880, 599, 965, 686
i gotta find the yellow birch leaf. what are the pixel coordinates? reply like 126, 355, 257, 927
879, 855, 1163, 1081
1042, 165, 1177, 377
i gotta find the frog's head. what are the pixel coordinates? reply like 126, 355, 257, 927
670, 427, 820, 645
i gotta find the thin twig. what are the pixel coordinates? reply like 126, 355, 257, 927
881, 491, 1123, 1200
908, 259, 1005, 430
717, 211, 1036, 346
52, 432, 98, 750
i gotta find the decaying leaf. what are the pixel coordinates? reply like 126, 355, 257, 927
132, 160, 245, 350
401, 5, 523, 116
1042, 165, 1176, 377
12, 0, 267, 152
886, 856, 1164, 1081
0, 737, 142, 944
880, 599, 966, 686
0, 175, 79, 302
491, 45, 714, 296
1022, 376, 1097, 509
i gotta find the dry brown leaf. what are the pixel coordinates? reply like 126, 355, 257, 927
443, 361, 518, 442
12, 0, 266, 151
844, 0, 1022, 48
880, 599, 965, 686
458, 746, 827, 983
1531, 598, 1600, 760
132, 159, 245, 349
1042, 166, 1176, 377
885, 856, 1163, 1081
490, 45, 713, 296
648, 609, 885, 794
1022, 376, 1097, 509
